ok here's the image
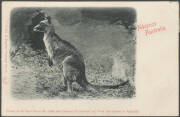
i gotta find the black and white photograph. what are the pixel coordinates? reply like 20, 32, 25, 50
10, 7, 136, 99
1, 2, 178, 116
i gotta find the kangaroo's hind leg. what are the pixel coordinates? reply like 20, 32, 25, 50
67, 80, 73, 93
62, 69, 74, 94
63, 75, 68, 91
62, 56, 78, 94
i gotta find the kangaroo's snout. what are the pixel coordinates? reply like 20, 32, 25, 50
33, 24, 40, 32
33, 18, 50, 33
33, 24, 46, 32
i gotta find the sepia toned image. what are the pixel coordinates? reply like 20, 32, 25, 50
1, 1, 179, 116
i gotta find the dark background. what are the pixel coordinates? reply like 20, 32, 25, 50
10, 7, 136, 51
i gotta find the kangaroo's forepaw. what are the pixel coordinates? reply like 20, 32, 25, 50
48, 62, 53, 67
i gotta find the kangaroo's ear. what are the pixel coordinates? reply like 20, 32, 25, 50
47, 16, 51, 24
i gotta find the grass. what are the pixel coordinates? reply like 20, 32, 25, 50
10, 43, 135, 100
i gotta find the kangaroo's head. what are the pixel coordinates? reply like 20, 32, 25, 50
33, 16, 54, 33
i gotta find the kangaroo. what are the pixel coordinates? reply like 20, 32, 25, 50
33, 16, 129, 94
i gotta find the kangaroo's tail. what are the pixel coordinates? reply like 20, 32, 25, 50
89, 80, 129, 90
80, 63, 129, 90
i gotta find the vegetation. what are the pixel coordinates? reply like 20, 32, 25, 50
10, 8, 136, 99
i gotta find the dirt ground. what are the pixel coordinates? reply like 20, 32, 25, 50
10, 8, 136, 99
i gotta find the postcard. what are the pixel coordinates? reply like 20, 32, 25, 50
1, 1, 179, 116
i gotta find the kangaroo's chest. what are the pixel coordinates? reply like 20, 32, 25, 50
43, 34, 55, 58
43, 34, 72, 61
